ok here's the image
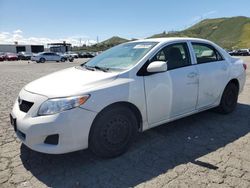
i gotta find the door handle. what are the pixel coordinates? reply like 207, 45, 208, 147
187, 72, 198, 78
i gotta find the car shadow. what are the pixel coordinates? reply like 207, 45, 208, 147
20, 103, 250, 187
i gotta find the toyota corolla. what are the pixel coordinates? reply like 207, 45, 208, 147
10, 38, 246, 158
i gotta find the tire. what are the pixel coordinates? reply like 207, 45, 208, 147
61, 57, 66, 62
217, 83, 238, 114
39, 58, 45, 63
89, 106, 138, 158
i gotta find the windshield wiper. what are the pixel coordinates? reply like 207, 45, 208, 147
83, 65, 95, 71
82, 65, 109, 72
93, 66, 109, 72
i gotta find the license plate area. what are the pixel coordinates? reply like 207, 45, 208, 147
10, 114, 17, 132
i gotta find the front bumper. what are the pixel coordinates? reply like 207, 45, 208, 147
11, 89, 97, 154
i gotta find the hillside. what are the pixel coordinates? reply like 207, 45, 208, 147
77, 16, 250, 52
81, 36, 129, 51
151, 16, 250, 49
98, 36, 129, 46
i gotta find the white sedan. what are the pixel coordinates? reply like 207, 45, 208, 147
31, 52, 67, 63
64, 51, 79, 58
11, 38, 246, 158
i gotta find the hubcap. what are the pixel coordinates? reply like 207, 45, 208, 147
103, 116, 130, 145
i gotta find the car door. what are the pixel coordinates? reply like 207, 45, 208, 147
41, 53, 48, 61
191, 43, 230, 109
53, 53, 61, 61
43, 53, 52, 61
143, 43, 199, 126
49, 53, 57, 61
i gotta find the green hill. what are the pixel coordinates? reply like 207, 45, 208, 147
82, 36, 129, 51
151, 16, 250, 49
98, 36, 129, 46
76, 16, 250, 52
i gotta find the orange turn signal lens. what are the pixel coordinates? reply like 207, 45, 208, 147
79, 95, 90, 105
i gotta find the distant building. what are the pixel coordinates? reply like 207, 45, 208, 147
48, 42, 72, 53
0, 44, 44, 53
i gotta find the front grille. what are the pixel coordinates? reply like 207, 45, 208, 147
19, 99, 34, 113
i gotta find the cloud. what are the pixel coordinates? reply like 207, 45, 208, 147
0, 30, 97, 46
203, 10, 217, 17
13, 29, 23, 34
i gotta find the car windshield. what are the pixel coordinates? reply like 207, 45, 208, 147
82, 42, 157, 71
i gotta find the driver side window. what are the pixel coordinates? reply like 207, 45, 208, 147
152, 43, 191, 70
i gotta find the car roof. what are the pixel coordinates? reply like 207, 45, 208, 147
131, 37, 212, 44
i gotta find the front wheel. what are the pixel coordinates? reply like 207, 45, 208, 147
89, 106, 138, 158
217, 83, 238, 114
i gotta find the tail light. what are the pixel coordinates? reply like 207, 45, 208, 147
243, 63, 247, 70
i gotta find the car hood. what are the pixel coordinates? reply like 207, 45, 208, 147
24, 67, 119, 98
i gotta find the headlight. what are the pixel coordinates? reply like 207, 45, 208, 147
38, 95, 90, 116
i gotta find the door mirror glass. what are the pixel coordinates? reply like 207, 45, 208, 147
147, 61, 168, 73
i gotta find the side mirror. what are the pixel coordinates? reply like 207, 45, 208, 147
147, 61, 168, 73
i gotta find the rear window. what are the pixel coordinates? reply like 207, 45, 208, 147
192, 43, 224, 64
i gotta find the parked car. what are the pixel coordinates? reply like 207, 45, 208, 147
10, 38, 246, 158
238, 49, 250, 56
17, 52, 33, 60
230, 49, 250, 56
5, 53, 18, 61
228, 50, 239, 56
64, 51, 79, 58
0, 52, 5, 61
57, 52, 74, 62
78, 52, 94, 58
31, 52, 67, 63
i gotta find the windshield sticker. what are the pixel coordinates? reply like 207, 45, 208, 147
133, 44, 152, 49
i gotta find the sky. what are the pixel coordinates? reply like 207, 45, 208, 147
0, 0, 250, 46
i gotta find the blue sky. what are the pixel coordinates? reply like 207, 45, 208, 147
0, 0, 250, 45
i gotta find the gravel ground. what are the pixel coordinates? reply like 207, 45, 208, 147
0, 57, 250, 188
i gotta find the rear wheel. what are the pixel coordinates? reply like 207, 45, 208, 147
89, 106, 138, 158
217, 83, 238, 114
39, 58, 45, 63
61, 57, 66, 62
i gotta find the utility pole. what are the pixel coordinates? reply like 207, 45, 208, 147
79, 38, 82, 47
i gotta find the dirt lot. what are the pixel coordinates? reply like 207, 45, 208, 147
0, 57, 250, 188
